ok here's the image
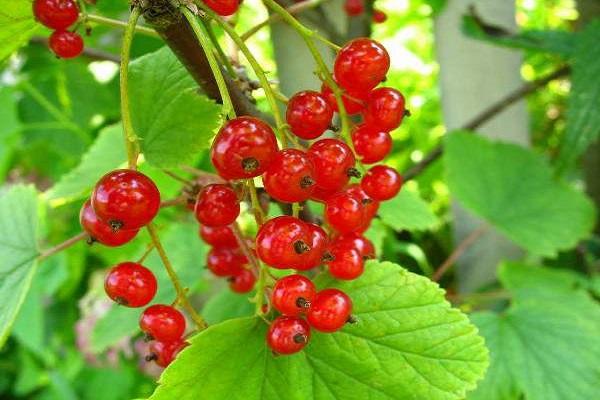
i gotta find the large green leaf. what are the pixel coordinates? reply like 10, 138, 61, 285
150, 261, 488, 400
378, 187, 438, 231
0, 185, 39, 347
201, 288, 254, 325
469, 263, 600, 400
557, 21, 600, 172
445, 132, 595, 257
128, 47, 223, 167
0, 0, 41, 62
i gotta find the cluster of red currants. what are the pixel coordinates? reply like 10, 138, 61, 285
344, 0, 387, 23
32, 0, 84, 59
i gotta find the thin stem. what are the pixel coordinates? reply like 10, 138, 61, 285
38, 232, 87, 260
432, 225, 489, 282
232, 223, 260, 273
292, 202, 301, 218
203, 20, 237, 77
137, 243, 156, 264
247, 179, 265, 226
120, 7, 142, 169
182, 7, 236, 120
85, 14, 159, 37
146, 224, 207, 329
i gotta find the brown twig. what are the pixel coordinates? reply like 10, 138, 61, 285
38, 232, 88, 260
30, 36, 121, 63
432, 225, 489, 282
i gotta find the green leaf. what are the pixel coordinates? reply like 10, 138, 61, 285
557, 21, 600, 172
0, 185, 39, 348
201, 289, 255, 325
378, 187, 438, 231
150, 261, 488, 400
129, 47, 223, 167
0, 87, 21, 182
445, 132, 596, 257
469, 263, 600, 400
44, 125, 126, 206
0, 0, 40, 63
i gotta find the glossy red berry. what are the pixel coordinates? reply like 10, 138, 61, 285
91, 169, 161, 231
140, 305, 186, 342
194, 184, 240, 227
372, 9, 387, 23
203, 0, 240, 16
266, 316, 311, 355
363, 87, 406, 132
325, 190, 365, 234
206, 247, 246, 277
211, 117, 279, 180
344, 0, 364, 16
334, 38, 390, 93
345, 184, 379, 223
361, 165, 403, 201
271, 274, 316, 316
104, 262, 157, 307
286, 91, 333, 140
199, 225, 238, 248
147, 339, 188, 368
308, 139, 357, 191
307, 289, 353, 333
332, 233, 375, 260
33, 0, 79, 30
229, 269, 256, 293
256, 216, 311, 270
321, 83, 367, 115
296, 223, 329, 270
49, 30, 84, 59
351, 124, 393, 164
310, 185, 339, 203
263, 149, 316, 203
327, 247, 364, 280
80, 200, 139, 247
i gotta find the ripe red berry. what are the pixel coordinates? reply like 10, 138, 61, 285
203, 0, 240, 16
286, 91, 333, 140
321, 83, 367, 115
310, 185, 339, 203
307, 289, 353, 333
49, 30, 84, 59
199, 225, 238, 248
195, 184, 240, 227
345, 184, 379, 223
147, 339, 188, 368
229, 269, 256, 293
363, 87, 406, 132
361, 165, 403, 201
372, 9, 387, 23
80, 200, 139, 247
104, 262, 157, 307
255, 216, 311, 270
33, 0, 79, 30
351, 124, 393, 164
140, 305, 186, 342
327, 247, 364, 280
296, 223, 329, 270
344, 0, 364, 16
266, 316, 311, 355
308, 139, 357, 191
271, 274, 316, 316
263, 149, 316, 203
332, 233, 375, 260
325, 190, 365, 234
210, 117, 279, 180
334, 38, 390, 93
91, 169, 161, 231
206, 247, 246, 277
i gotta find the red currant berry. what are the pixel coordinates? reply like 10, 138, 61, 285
321, 83, 367, 115
211, 117, 279, 180
372, 9, 387, 23
286, 91, 333, 140
266, 316, 311, 355
80, 200, 139, 247
325, 190, 365, 234
296, 223, 329, 271
344, 0, 364, 16
203, 0, 240, 16
334, 38, 390, 93
327, 247, 364, 280
207, 247, 246, 277
307, 289, 353, 333
272, 274, 316, 316
91, 169, 160, 231
361, 165, 403, 201
104, 262, 157, 307
332, 233, 375, 260
49, 30, 84, 59
263, 149, 316, 203
147, 339, 188, 368
345, 184, 379, 222
140, 305, 186, 342
229, 269, 256, 293
363, 87, 406, 132
351, 124, 393, 164
195, 184, 240, 227
199, 225, 238, 248
256, 216, 311, 270
33, 0, 79, 30
308, 139, 357, 191
310, 185, 339, 203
